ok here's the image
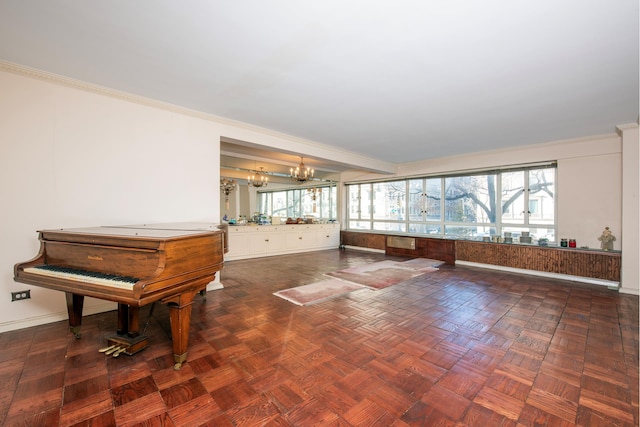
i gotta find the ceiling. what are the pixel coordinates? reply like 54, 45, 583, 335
1, 1, 638, 179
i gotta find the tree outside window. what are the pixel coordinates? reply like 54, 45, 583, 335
347, 165, 556, 242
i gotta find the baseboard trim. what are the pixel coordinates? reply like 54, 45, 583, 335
343, 245, 385, 254
1, 282, 225, 334
455, 260, 620, 290
0, 301, 116, 334
207, 281, 224, 291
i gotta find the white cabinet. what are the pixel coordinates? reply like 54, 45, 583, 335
285, 225, 316, 251
225, 226, 250, 259
315, 226, 340, 249
265, 229, 286, 252
248, 226, 286, 254
226, 223, 340, 260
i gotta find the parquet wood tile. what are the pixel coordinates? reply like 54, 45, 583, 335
167, 394, 222, 426
438, 365, 487, 400
0, 249, 637, 426
526, 387, 578, 423
473, 385, 526, 421
113, 392, 167, 426
342, 397, 395, 426
58, 389, 112, 426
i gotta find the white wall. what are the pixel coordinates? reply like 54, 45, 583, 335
618, 123, 639, 295
0, 69, 222, 332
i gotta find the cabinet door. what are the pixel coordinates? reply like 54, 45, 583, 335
248, 232, 270, 254
316, 229, 340, 249
300, 230, 317, 249
227, 230, 250, 259
285, 231, 305, 250
266, 231, 286, 253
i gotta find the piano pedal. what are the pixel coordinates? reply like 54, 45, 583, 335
112, 347, 128, 357
105, 345, 122, 356
101, 335, 149, 357
99, 344, 117, 353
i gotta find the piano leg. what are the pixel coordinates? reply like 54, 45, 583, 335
116, 304, 128, 336
65, 292, 84, 339
107, 304, 148, 356
116, 304, 141, 338
165, 289, 198, 370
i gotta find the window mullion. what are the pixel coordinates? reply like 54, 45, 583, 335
496, 172, 503, 235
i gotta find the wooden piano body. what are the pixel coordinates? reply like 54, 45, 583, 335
14, 223, 225, 369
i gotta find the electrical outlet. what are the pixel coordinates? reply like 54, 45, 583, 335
11, 290, 31, 301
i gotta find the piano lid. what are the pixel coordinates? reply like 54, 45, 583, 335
104, 222, 223, 232
38, 224, 223, 249
41, 226, 215, 239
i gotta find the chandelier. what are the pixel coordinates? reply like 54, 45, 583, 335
290, 157, 314, 183
307, 187, 322, 201
307, 187, 322, 212
248, 167, 269, 188
220, 178, 237, 210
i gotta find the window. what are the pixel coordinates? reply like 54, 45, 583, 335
346, 165, 556, 242
500, 167, 556, 241
259, 185, 337, 220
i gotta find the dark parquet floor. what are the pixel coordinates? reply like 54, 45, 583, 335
0, 249, 637, 426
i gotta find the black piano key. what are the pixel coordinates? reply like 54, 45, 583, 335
33, 265, 139, 283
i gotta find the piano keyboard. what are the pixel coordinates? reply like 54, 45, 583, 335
24, 265, 139, 289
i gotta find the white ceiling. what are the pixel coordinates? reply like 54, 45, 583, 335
1, 1, 638, 174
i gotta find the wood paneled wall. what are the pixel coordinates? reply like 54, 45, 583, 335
456, 240, 621, 282
385, 236, 456, 265
340, 231, 621, 282
340, 231, 456, 264
340, 231, 386, 251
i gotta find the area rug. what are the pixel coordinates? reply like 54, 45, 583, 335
273, 279, 366, 306
324, 258, 441, 290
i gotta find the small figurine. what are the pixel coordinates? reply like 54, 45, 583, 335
598, 227, 616, 251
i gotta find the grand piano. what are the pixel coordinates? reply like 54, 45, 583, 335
14, 222, 226, 370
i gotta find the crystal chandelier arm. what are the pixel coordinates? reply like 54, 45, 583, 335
290, 157, 314, 182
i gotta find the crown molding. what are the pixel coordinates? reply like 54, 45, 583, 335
0, 60, 228, 122
0, 60, 396, 174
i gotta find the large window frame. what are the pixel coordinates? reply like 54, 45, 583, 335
346, 164, 557, 242
259, 185, 337, 220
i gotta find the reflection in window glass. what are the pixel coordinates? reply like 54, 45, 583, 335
408, 223, 441, 234
446, 225, 496, 239
445, 225, 475, 238
259, 186, 337, 220
372, 181, 405, 220
349, 185, 361, 219
349, 221, 371, 230
259, 193, 272, 217
287, 190, 302, 218
361, 184, 372, 219
317, 186, 336, 219
373, 222, 406, 232
271, 192, 287, 218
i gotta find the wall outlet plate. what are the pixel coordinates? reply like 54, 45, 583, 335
11, 290, 31, 301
